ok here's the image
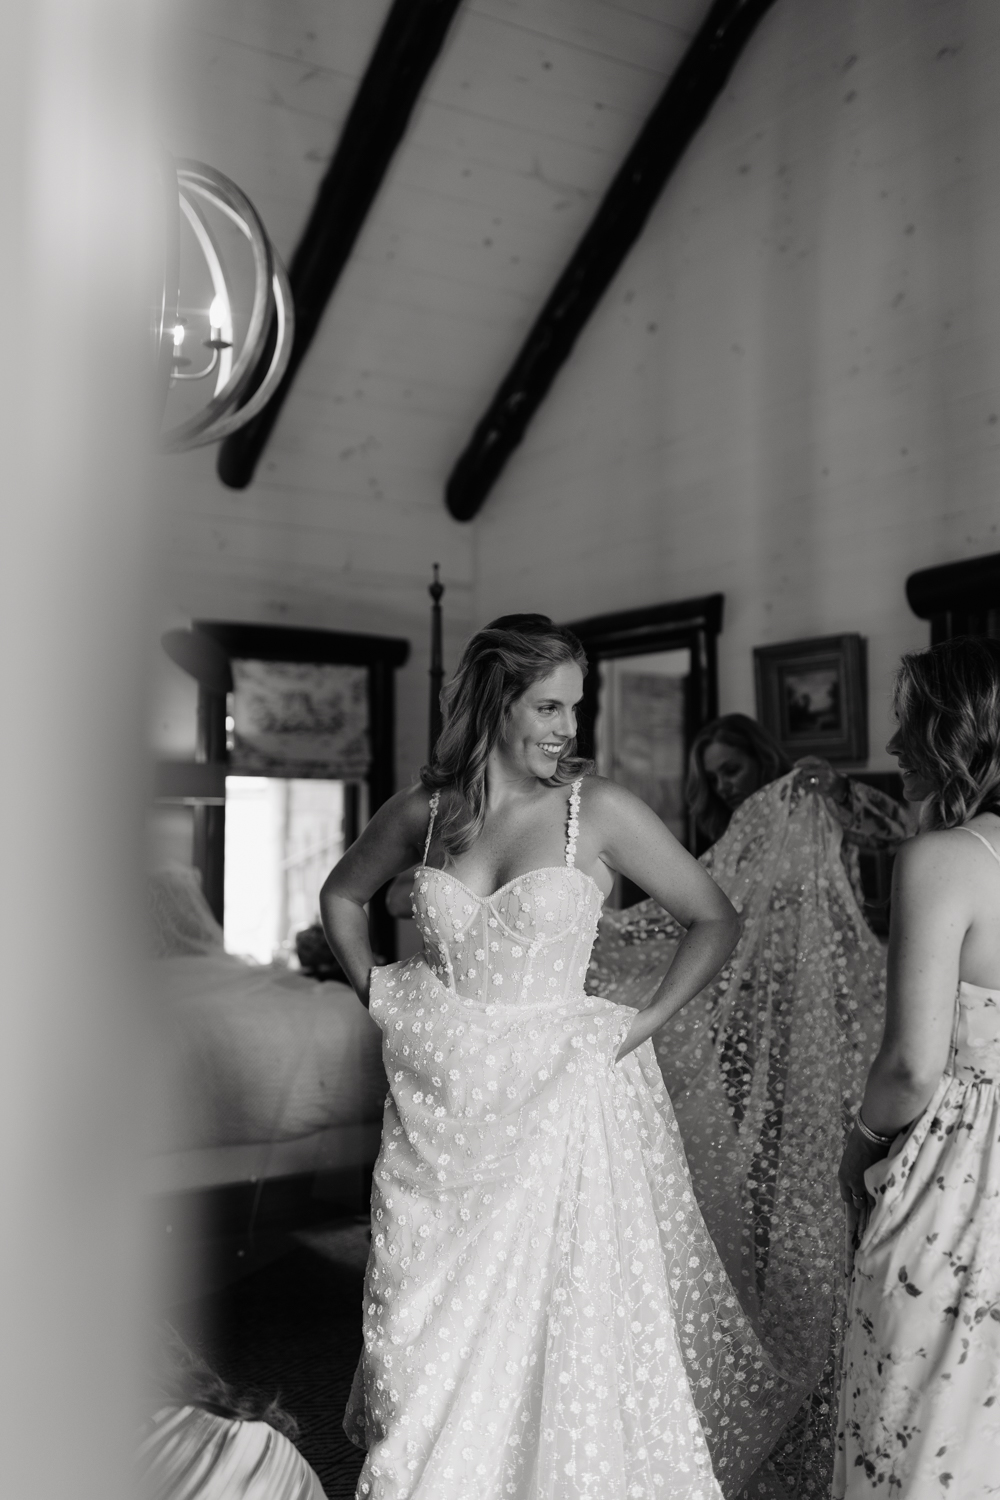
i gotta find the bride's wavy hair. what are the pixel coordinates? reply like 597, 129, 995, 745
893, 636, 1000, 828
686, 713, 792, 843
421, 613, 593, 856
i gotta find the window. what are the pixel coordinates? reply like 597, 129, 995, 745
223, 777, 358, 964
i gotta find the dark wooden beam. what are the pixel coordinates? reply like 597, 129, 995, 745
217, 0, 465, 490
446, 0, 779, 521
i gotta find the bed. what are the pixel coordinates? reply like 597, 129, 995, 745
145, 867, 386, 1199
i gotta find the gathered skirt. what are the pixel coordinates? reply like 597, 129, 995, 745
344, 956, 798, 1500
835, 1057, 1000, 1495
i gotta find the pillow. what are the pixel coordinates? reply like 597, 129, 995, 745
148, 865, 225, 958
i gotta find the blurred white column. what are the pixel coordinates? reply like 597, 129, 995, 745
0, 0, 159, 1496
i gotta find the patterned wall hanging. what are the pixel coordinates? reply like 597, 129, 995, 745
229, 659, 369, 779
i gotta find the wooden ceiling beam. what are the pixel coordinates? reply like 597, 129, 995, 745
445, 0, 779, 522
217, 0, 465, 490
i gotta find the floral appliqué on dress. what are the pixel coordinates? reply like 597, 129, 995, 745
345, 780, 796, 1500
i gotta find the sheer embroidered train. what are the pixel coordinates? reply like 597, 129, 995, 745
587, 774, 890, 1496
345, 782, 795, 1498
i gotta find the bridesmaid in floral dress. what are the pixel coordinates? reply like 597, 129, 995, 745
836, 636, 1000, 1497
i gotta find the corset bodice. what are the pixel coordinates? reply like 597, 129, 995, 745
411, 864, 604, 1008
948, 981, 1000, 1086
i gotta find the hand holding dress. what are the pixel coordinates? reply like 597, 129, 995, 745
345, 780, 797, 1500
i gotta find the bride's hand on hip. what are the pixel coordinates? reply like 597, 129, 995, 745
588, 779, 741, 1058
319, 786, 434, 1004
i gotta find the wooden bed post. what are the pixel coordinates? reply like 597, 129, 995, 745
428, 564, 444, 760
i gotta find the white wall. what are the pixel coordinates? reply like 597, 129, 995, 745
156, 0, 1000, 780
151, 0, 705, 786
153, 427, 474, 791
153, 0, 476, 788
474, 0, 1000, 768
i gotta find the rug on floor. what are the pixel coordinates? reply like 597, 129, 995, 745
178, 1218, 371, 1499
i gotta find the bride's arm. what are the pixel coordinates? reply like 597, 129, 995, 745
586, 778, 741, 1059
319, 786, 430, 1006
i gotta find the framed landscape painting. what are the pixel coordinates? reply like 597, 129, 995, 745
753, 633, 867, 763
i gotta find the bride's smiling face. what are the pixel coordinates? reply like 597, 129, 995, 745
499, 662, 584, 780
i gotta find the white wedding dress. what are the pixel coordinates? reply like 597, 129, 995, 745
345, 780, 796, 1499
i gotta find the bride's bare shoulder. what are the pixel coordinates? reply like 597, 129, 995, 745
578, 774, 653, 826
379, 783, 440, 839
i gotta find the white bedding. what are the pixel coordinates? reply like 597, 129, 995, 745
145, 1121, 385, 1194
151, 952, 387, 1157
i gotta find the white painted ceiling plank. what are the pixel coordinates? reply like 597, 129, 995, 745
159, 0, 715, 544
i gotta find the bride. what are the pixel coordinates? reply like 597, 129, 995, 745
320, 614, 796, 1500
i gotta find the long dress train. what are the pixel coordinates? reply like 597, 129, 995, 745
345, 780, 797, 1499
587, 775, 890, 1497
834, 827, 1000, 1497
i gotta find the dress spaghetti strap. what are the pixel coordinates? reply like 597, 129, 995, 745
565, 779, 582, 868
422, 791, 441, 867
958, 824, 1000, 868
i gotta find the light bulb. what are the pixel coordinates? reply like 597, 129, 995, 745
209, 295, 226, 331
172, 323, 185, 349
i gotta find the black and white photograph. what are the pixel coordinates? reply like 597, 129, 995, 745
6, 4, 1000, 1500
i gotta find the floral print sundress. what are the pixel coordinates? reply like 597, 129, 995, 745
834, 826, 1000, 1497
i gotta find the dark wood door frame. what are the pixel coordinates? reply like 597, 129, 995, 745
192, 621, 409, 959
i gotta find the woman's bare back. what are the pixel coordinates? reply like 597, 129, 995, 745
955, 812, 1000, 989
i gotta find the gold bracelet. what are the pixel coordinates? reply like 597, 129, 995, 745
855, 1110, 893, 1146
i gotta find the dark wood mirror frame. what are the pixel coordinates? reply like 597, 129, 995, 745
566, 594, 724, 855
906, 550, 1000, 643
191, 620, 410, 961
856, 549, 1000, 936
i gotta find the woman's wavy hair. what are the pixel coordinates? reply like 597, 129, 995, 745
892, 636, 1000, 828
421, 613, 592, 856
154, 1322, 298, 1438
686, 712, 792, 843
